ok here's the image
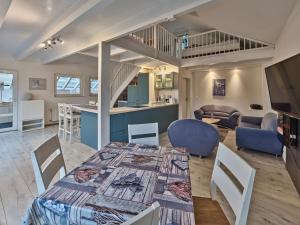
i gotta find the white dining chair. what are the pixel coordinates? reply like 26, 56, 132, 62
122, 202, 160, 225
57, 103, 66, 140
31, 135, 66, 195
128, 123, 159, 146
210, 143, 256, 225
64, 104, 81, 143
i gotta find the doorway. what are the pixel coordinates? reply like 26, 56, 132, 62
183, 77, 191, 118
0, 71, 18, 132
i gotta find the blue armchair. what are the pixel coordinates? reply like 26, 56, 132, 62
168, 119, 219, 157
236, 113, 283, 155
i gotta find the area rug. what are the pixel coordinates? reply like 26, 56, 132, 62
192, 196, 230, 225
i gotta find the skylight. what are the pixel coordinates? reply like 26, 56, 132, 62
90, 78, 98, 96
55, 74, 82, 96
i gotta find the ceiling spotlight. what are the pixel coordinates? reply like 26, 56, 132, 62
41, 35, 64, 51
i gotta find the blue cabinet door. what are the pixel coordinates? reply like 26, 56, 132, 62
127, 73, 149, 106
137, 73, 149, 105
81, 111, 98, 149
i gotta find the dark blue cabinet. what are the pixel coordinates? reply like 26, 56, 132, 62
81, 111, 98, 149
110, 104, 179, 142
128, 73, 149, 106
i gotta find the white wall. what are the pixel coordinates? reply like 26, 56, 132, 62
0, 57, 97, 128
271, 0, 300, 64
191, 63, 270, 117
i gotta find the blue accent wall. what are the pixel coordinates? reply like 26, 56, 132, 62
128, 73, 149, 106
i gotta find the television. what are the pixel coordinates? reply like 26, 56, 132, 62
265, 53, 300, 117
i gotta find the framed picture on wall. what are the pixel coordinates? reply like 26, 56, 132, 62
213, 79, 226, 96
29, 78, 47, 90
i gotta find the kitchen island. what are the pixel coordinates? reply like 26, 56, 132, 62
73, 103, 178, 149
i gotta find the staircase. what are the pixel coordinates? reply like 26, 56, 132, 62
110, 61, 141, 108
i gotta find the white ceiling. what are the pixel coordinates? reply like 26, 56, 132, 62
0, 0, 297, 65
53, 44, 169, 69
0, 0, 11, 29
20, 0, 213, 63
49, 53, 98, 65
161, 14, 212, 36
0, 0, 89, 57
186, 0, 297, 43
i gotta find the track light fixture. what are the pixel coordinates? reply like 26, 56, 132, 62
41, 36, 64, 50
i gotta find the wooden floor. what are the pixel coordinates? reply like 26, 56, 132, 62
0, 126, 300, 225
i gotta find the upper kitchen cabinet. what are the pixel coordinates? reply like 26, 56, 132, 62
155, 72, 176, 89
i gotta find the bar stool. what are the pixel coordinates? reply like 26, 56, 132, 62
64, 104, 81, 143
57, 103, 66, 140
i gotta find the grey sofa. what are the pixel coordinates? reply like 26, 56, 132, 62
236, 112, 283, 155
194, 105, 240, 129
167, 119, 219, 157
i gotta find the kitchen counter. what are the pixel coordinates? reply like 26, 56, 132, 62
76, 103, 179, 149
73, 103, 178, 115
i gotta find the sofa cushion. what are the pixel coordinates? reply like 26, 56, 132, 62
261, 113, 278, 131
201, 105, 216, 112
239, 122, 261, 129
213, 112, 230, 117
201, 105, 238, 115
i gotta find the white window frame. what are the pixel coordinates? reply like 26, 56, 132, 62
54, 73, 84, 97
89, 77, 98, 96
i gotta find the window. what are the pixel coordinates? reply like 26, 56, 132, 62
89, 77, 99, 96
55, 74, 83, 97
0, 73, 13, 102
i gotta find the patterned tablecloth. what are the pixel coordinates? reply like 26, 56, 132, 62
24, 142, 195, 225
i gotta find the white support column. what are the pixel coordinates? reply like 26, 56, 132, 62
178, 67, 193, 119
98, 42, 111, 149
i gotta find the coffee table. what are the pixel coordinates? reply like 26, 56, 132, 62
202, 118, 220, 124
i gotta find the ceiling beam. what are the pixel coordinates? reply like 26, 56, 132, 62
111, 47, 127, 56
118, 51, 146, 62
15, 0, 103, 60
0, 0, 11, 29
77, 51, 98, 58
78, 47, 130, 58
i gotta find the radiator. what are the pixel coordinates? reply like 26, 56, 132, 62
50, 107, 59, 122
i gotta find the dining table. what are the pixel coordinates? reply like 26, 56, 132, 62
24, 142, 195, 225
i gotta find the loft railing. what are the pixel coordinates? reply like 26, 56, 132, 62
180, 30, 274, 59
129, 24, 178, 58
128, 27, 274, 60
